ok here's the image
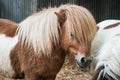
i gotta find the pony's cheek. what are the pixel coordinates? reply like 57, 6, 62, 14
68, 47, 77, 55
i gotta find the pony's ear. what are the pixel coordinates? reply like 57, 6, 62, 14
55, 9, 66, 27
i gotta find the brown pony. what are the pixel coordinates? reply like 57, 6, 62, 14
0, 4, 97, 80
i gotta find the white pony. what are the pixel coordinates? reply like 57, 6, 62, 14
90, 20, 120, 80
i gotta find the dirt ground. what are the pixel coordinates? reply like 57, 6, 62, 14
0, 58, 92, 80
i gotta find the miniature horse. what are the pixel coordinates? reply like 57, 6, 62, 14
91, 20, 120, 80
0, 4, 97, 80
76, 20, 120, 80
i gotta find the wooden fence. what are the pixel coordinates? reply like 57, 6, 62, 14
0, 0, 120, 23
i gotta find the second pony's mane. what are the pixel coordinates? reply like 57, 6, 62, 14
17, 8, 60, 56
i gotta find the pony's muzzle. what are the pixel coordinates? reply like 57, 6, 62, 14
75, 56, 92, 68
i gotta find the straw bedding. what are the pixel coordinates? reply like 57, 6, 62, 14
0, 57, 91, 80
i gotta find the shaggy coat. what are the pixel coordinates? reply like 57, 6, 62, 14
91, 20, 120, 80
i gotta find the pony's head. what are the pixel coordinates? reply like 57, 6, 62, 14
56, 5, 97, 68
17, 4, 97, 68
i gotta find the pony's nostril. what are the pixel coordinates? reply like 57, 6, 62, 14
81, 57, 86, 63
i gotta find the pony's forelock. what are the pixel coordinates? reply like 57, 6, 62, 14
17, 8, 60, 56
59, 4, 97, 53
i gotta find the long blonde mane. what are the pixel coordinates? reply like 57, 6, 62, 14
17, 4, 97, 56
17, 8, 60, 55
59, 5, 97, 53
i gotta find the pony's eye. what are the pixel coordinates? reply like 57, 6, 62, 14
70, 33, 74, 38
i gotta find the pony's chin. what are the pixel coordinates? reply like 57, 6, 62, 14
76, 63, 91, 72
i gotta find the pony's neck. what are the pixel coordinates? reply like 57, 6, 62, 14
17, 8, 60, 56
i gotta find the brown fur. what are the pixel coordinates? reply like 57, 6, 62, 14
10, 10, 67, 80
0, 19, 18, 37
10, 45, 24, 79
104, 22, 120, 29
55, 9, 66, 27
11, 42, 66, 80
